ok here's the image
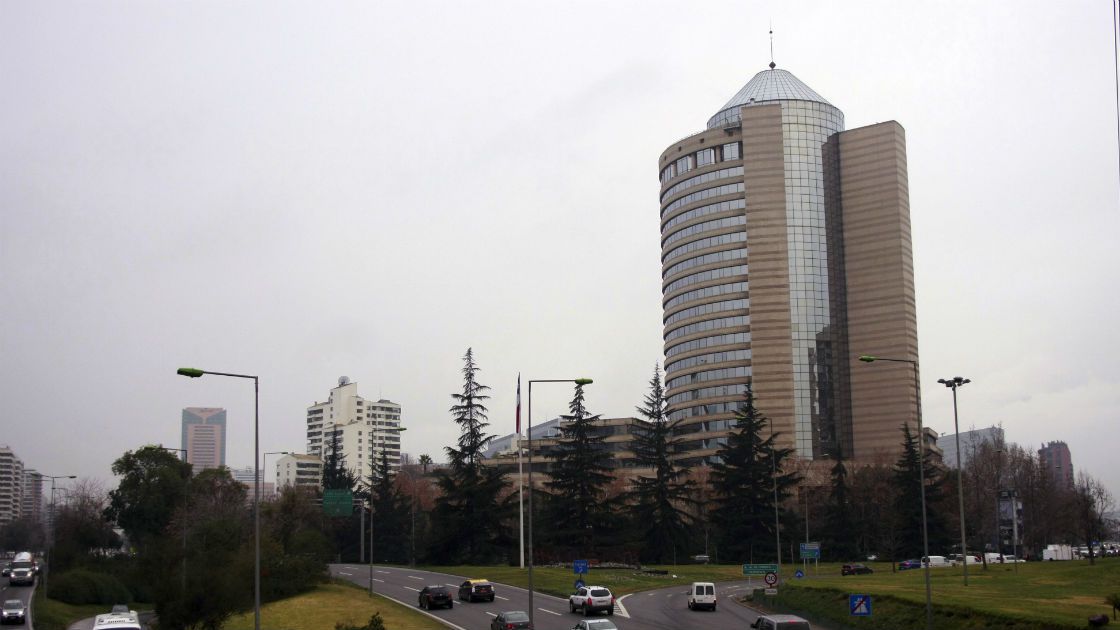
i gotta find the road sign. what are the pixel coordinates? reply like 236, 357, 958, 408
800, 542, 821, 559
794, 569, 805, 579
322, 489, 354, 517
574, 579, 585, 590
850, 594, 872, 616
764, 588, 778, 595
742, 563, 779, 576
573, 560, 589, 575
763, 572, 778, 586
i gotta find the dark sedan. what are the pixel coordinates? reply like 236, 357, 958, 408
491, 610, 533, 630
898, 559, 922, 570
418, 586, 453, 610
842, 563, 873, 575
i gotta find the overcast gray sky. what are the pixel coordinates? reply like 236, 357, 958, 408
2, 1, 1118, 495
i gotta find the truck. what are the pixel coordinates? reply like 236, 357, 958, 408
1043, 544, 1073, 561
9, 552, 35, 586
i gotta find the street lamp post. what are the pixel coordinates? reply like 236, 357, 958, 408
938, 376, 971, 586
178, 367, 261, 630
42, 474, 76, 596
526, 377, 592, 627
858, 355, 932, 630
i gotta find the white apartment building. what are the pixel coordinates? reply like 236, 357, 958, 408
21, 470, 43, 523
306, 377, 402, 481
0, 446, 25, 525
275, 454, 323, 490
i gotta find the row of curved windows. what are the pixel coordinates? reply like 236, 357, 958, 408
663, 198, 745, 232
666, 365, 752, 389
661, 183, 744, 218
663, 214, 746, 248
664, 264, 747, 295
659, 142, 742, 184
665, 298, 748, 326
664, 231, 746, 264
664, 248, 746, 280
666, 332, 750, 359
673, 437, 730, 451
668, 384, 745, 405
664, 281, 747, 310
665, 315, 750, 342
660, 166, 744, 202
668, 401, 741, 421
671, 418, 739, 435
665, 349, 751, 374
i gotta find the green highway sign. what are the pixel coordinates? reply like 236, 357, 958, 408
743, 563, 779, 576
323, 489, 354, 517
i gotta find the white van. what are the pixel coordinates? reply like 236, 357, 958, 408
93, 611, 142, 630
687, 582, 716, 611
922, 555, 953, 568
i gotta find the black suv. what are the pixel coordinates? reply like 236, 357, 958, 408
418, 586, 453, 610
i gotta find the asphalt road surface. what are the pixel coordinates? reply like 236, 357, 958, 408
329, 564, 777, 630
1, 579, 36, 630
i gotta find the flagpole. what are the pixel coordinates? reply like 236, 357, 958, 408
517, 374, 524, 569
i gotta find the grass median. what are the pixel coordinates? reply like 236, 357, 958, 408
222, 581, 445, 630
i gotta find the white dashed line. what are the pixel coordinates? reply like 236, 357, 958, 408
495, 595, 509, 601
377, 570, 390, 574
338, 572, 353, 576
372, 578, 384, 583
446, 583, 459, 587
407, 576, 424, 580
537, 608, 562, 616
403, 586, 420, 592
485, 612, 497, 617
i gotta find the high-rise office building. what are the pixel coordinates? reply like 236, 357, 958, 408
0, 446, 25, 525
182, 407, 227, 471
1038, 441, 1074, 489
21, 470, 43, 523
659, 64, 918, 464
937, 426, 1005, 468
306, 377, 402, 480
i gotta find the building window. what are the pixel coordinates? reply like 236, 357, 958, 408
721, 142, 741, 161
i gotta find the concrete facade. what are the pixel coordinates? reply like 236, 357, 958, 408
1038, 441, 1074, 489
307, 378, 402, 481
0, 446, 25, 525
658, 66, 919, 465
275, 453, 323, 490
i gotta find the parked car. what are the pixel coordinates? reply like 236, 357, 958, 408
569, 620, 617, 630
751, 614, 812, 629
841, 563, 873, 575
458, 579, 495, 602
418, 585, 453, 610
1, 600, 26, 625
898, 559, 922, 570
922, 555, 953, 568
687, 582, 716, 610
569, 586, 615, 616
491, 610, 533, 630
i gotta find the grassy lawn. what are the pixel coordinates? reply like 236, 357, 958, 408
31, 595, 147, 630
223, 581, 445, 630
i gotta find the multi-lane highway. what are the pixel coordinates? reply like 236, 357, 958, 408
0, 580, 35, 629
329, 564, 773, 630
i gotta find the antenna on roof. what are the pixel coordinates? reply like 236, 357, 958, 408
769, 21, 776, 69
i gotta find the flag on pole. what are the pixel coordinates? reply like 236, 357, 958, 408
516, 373, 522, 434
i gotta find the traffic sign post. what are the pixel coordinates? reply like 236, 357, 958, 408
742, 563, 779, 576
764, 572, 779, 587
850, 594, 872, 616
573, 559, 589, 575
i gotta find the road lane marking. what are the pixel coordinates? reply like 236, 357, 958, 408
403, 586, 419, 592
407, 576, 424, 580
365, 589, 468, 630
495, 595, 509, 600
537, 608, 561, 616
446, 583, 459, 587
372, 578, 384, 583
615, 595, 632, 618
377, 570, 390, 574
338, 572, 353, 576
485, 612, 496, 617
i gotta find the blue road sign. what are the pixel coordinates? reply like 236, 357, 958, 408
850, 594, 872, 616
573, 559, 589, 575
794, 569, 805, 579
574, 579, 585, 590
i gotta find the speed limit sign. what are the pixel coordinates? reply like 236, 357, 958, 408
764, 572, 778, 586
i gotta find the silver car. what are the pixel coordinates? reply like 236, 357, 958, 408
1, 600, 26, 625
570, 620, 617, 630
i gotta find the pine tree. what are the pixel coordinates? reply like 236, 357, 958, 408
322, 426, 358, 491
709, 382, 800, 562
628, 365, 695, 563
542, 382, 613, 554
892, 424, 950, 559
821, 455, 859, 560
367, 450, 411, 563
428, 348, 513, 563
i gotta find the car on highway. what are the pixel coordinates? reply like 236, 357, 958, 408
0, 566, 8, 578
750, 613, 812, 629
570, 586, 614, 616
898, 558, 922, 570
417, 585, 453, 610
458, 578, 495, 602
687, 582, 716, 610
491, 610, 533, 630
1, 600, 26, 625
841, 563, 873, 575
569, 620, 617, 630
92, 611, 141, 630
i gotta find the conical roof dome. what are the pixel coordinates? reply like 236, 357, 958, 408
707, 67, 834, 129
